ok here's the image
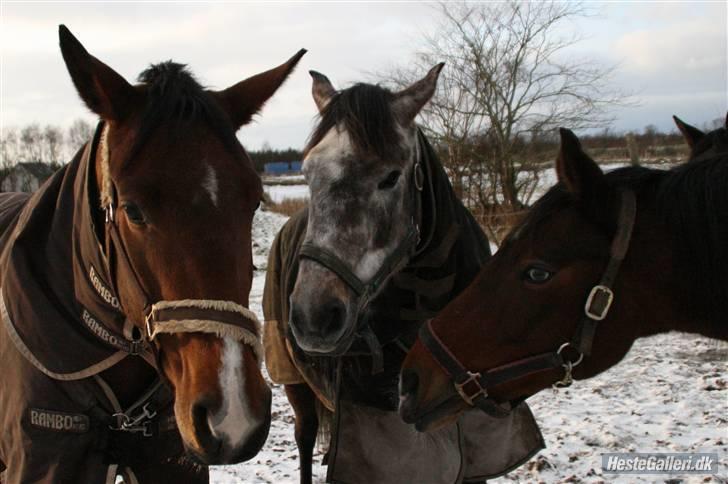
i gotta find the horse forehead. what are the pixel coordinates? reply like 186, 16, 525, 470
303, 127, 354, 178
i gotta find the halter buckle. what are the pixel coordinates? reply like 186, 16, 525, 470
104, 203, 115, 224
145, 311, 155, 341
109, 403, 157, 437
584, 285, 614, 321
454, 371, 487, 406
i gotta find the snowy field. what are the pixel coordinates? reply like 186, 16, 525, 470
263, 184, 308, 204
209, 207, 727, 484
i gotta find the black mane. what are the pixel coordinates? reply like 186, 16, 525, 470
128, 61, 240, 162
305, 83, 399, 160
520, 156, 728, 324
691, 124, 728, 162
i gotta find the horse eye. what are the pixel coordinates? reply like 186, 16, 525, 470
377, 170, 401, 190
122, 203, 146, 225
524, 266, 553, 284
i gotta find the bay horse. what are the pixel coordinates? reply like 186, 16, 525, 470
263, 66, 544, 484
674, 113, 728, 160
399, 125, 728, 433
0, 26, 304, 483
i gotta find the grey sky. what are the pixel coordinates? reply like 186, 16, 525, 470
1, 1, 726, 150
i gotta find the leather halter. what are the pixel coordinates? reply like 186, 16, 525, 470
418, 189, 637, 418
102, 179, 262, 357
298, 160, 424, 305
296, 149, 426, 369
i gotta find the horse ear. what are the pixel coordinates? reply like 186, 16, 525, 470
59, 25, 139, 121
392, 63, 444, 125
310, 71, 336, 113
556, 128, 605, 198
672, 115, 704, 149
214, 49, 306, 130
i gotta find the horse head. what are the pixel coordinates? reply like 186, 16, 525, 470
59, 25, 304, 464
288, 64, 443, 355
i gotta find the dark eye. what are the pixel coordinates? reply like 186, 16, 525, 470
377, 170, 401, 190
524, 266, 553, 284
122, 203, 146, 225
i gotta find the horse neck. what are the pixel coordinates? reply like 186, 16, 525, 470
616, 195, 723, 342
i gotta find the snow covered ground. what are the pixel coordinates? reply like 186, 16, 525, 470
264, 184, 308, 203
208, 208, 727, 483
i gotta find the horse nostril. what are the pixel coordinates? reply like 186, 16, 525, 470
192, 397, 221, 455
400, 369, 420, 397
319, 299, 345, 335
290, 299, 347, 339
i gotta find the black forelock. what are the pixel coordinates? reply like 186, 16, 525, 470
127, 61, 240, 163
305, 83, 400, 160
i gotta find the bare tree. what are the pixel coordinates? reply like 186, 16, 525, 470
67, 118, 94, 155
43, 125, 64, 166
19, 124, 43, 163
386, 1, 631, 241
1, 128, 20, 170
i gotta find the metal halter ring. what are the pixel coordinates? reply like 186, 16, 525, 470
557, 342, 584, 367
553, 343, 584, 388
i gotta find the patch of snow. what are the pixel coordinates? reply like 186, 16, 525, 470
210, 193, 726, 484
264, 184, 309, 203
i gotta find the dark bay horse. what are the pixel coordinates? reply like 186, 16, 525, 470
674, 113, 728, 160
263, 66, 544, 484
0, 26, 303, 483
399, 125, 728, 432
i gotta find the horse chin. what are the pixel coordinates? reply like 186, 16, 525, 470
290, 320, 357, 357
402, 394, 468, 433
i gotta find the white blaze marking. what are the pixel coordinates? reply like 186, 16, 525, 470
208, 337, 255, 447
303, 127, 352, 180
202, 164, 219, 206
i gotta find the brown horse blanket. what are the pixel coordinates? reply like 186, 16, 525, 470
0, 125, 186, 483
263, 131, 544, 483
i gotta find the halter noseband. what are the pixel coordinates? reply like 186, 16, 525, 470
418, 189, 637, 418
101, 173, 262, 362
297, 157, 425, 310
295, 153, 425, 370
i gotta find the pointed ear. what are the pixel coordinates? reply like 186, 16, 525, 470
556, 128, 605, 198
310, 70, 336, 113
214, 49, 306, 130
673, 115, 704, 149
391, 63, 444, 125
59, 25, 139, 121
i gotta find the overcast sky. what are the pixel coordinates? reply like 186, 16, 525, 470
1, 1, 726, 150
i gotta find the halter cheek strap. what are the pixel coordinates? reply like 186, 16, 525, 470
103, 184, 262, 361
295, 156, 425, 371
417, 189, 637, 417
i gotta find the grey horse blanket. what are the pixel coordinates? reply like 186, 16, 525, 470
0, 126, 187, 483
263, 131, 544, 483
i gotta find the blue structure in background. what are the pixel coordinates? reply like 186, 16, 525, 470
264, 161, 302, 175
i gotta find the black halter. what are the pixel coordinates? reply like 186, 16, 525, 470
296, 136, 426, 370
418, 189, 637, 417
